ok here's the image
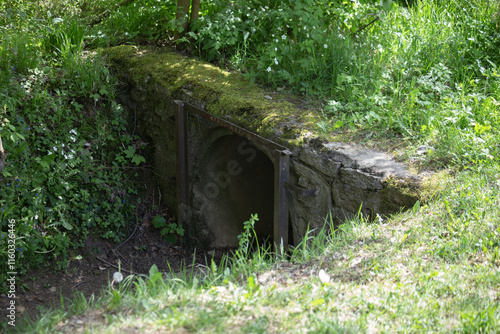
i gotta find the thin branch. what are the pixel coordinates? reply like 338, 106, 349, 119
354, 15, 380, 36
96, 256, 140, 275
115, 217, 139, 250
86, 164, 155, 178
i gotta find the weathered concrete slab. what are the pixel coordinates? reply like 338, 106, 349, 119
323, 142, 418, 180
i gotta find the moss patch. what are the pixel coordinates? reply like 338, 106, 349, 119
103, 45, 435, 210
103, 45, 320, 147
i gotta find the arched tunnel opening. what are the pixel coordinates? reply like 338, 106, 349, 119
175, 101, 290, 249
195, 135, 275, 248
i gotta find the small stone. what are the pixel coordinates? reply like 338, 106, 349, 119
264, 95, 272, 100
49, 287, 57, 293
182, 88, 193, 96
416, 145, 434, 155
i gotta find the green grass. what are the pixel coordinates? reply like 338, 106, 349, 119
12, 182, 500, 332
2, 0, 500, 332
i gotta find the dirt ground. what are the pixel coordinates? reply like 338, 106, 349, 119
0, 213, 227, 326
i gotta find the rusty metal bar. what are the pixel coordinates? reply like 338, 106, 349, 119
183, 102, 287, 152
274, 150, 290, 248
175, 101, 189, 230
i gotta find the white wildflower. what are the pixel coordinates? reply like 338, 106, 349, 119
113, 272, 123, 283
267, 67, 272, 72
319, 269, 330, 284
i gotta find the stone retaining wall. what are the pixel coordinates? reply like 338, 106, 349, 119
105, 46, 427, 247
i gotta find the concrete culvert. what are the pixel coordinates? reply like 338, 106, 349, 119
194, 134, 275, 248
107, 47, 428, 252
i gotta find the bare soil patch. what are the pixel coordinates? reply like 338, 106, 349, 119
0, 220, 226, 325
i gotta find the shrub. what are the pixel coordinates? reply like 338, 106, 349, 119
0, 7, 144, 292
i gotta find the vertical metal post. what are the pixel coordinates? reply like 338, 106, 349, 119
175, 101, 189, 229
274, 150, 291, 249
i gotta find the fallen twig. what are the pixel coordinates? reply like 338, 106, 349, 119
115, 217, 139, 250
354, 14, 380, 36
96, 256, 139, 275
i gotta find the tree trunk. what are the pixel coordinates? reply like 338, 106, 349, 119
190, 0, 200, 25
175, 0, 191, 41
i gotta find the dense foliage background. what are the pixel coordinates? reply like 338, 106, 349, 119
87, 0, 500, 165
0, 0, 146, 291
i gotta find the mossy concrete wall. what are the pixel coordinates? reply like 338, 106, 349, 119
104, 46, 428, 247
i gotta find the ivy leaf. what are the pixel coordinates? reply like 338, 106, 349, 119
123, 146, 135, 158
131, 154, 145, 166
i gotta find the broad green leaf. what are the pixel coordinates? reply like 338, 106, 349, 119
400, 233, 409, 243
381, 0, 393, 11
151, 215, 166, 229
310, 298, 325, 307
149, 264, 159, 277
412, 200, 420, 214
131, 154, 145, 166
124, 145, 135, 158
